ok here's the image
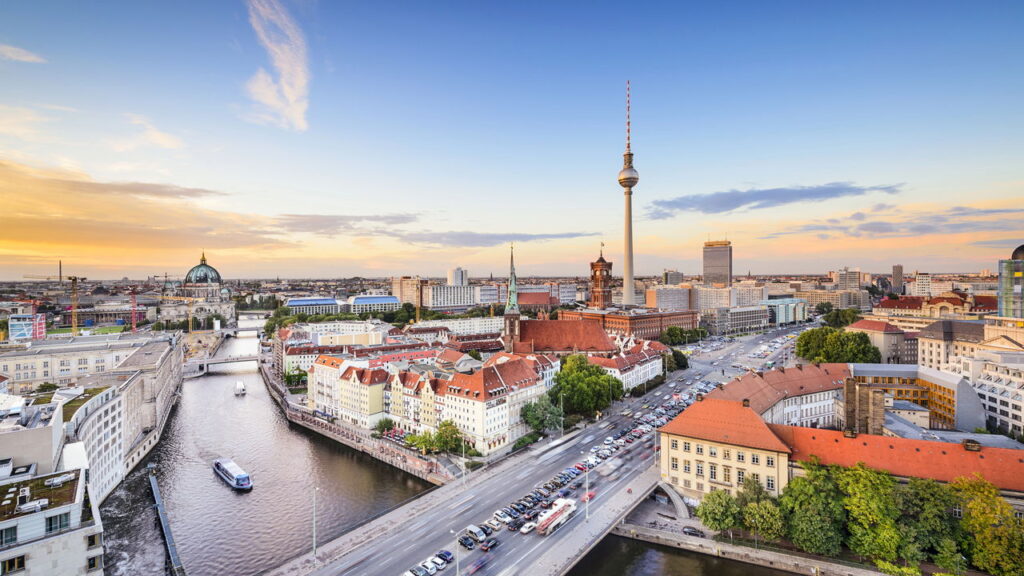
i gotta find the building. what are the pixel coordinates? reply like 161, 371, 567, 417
618, 83, 639, 306
7, 314, 46, 342
659, 397, 1024, 512
347, 295, 401, 314
846, 319, 917, 364
645, 286, 691, 311
871, 292, 998, 323
794, 289, 870, 312
159, 253, 235, 323
702, 240, 733, 286
700, 305, 770, 336
706, 363, 849, 428
663, 270, 684, 285
759, 298, 808, 326
447, 267, 468, 286
473, 284, 507, 306
834, 267, 862, 291
733, 283, 768, 307
998, 244, 1024, 318
422, 285, 475, 313
692, 285, 734, 312
558, 308, 699, 341
892, 264, 904, 294
916, 320, 988, 370
949, 350, 1024, 438
0, 467, 105, 575
843, 364, 985, 431
588, 250, 613, 309
285, 297, 342, 316
390, 276, 428, 307
910, 272, 932, 297
588, 342, 666, 392
413, 317, 504, 336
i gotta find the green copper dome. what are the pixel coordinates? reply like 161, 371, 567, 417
185, 252, 221, 284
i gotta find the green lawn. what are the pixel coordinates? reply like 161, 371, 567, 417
61, 386, 111, 420
48, 325, 126, 335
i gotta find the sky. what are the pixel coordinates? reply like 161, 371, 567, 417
1, 0, 1023, 280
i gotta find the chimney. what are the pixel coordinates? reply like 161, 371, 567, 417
843, 429, 858, 438
962, 439, 981, 452
742, 398, 750, 408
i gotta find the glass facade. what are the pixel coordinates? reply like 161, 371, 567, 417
998, 258, 1024, 318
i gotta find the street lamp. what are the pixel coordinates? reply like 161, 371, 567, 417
580, 450, 590, 521
449, 529, 460, 574
312, 486, 320, 566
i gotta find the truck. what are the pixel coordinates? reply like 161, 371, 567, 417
536, 498, 577, 536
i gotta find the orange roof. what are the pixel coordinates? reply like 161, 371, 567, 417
972, 295, 998, 311
340, 366, 389, 385
517, 292, 556, 306
445, 357, 539, 401
706, 364, 849, 415
313, 354, 344, 369
660, 398, 791, 453
517, 319, 616, 354
847, 319, 903, 333
876, 297, 924, 310
769, 425, 1024, 492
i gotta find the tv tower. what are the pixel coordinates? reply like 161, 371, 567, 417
617, 81, 639, 306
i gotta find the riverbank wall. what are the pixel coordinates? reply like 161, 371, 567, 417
257, 363, 452, 485
612, 523, 881, 576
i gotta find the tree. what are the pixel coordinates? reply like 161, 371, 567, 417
837, 463, 901, 562
895, 478, 960, 559
406, 431, 437, 454
780, 459, 846, 557
664, 352, 678, 373
815, 302, 834, 315
951, 474, 1024, 576
284, 367, 307, 388
823, 308, 861, 328
466, 350, 482, 361
934, 537, 966, 576
743, 500, 784, 548
695, 489, 740, 540
434, 420, 463, 453
796, 327, 881, 363
374, 418, 396, 434
671, 349, 688, 370
735, 475, 771, 510
875, 560, 921, 576
548, 355, 624, 416
520, 396, 563, 433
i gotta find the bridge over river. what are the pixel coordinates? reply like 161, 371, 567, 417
262, 403, 678, 576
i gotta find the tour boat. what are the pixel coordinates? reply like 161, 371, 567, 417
213, 458, 253, 491
234, 381, 246, 396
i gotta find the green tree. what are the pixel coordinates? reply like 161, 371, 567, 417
406, 431, 437, 454
284, 367, 307, 388
548, 355, 624, 416
374, 418, 396, 434
736, 475, 772, 510
695, 488, 740, 540
664, 352, 677, 373
780, 459, 846, 557
837, 463, 901, 562
797, 327, 881, 363
520, 396, 563, 433
951, 474, 1024, 576
823, 308, 861, 328
815, 302, 834, 315
895, 478, 960, 558
671, 349, 688, 370
434, 420, 463, 453
466, 349, 482, 361
875, 560, 921, 576
934, 537, 966, 576
743, 500, 785, 548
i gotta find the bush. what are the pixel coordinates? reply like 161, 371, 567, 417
564, 414, 583, 429
465, 460, 484, 471
513, 432, 541, 451
37, 383, 58, 392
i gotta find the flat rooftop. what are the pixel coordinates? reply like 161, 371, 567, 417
115, 340, 171, 369
0, 469, 81, 522
0, 333, 157, 359
0, 402, 58, 433
885, 412, 1024, 450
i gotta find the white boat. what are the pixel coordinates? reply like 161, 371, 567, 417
213, 458, 253, 491
234, 381, 246, 396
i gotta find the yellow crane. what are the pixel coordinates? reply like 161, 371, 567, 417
23, 274, 86, 336
160, 295, 203, 334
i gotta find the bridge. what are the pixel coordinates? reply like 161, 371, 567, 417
183, 354, 259, 377
261, 402, 679, 576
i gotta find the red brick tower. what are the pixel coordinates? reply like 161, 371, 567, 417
589, 247, 613, 309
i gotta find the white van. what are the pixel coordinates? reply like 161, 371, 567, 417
465, 524, 487, 542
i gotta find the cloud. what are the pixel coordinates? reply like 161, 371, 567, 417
758, 204, 1024, 240
123, 114, 184, 150
971, 238, 1024, 249
0, 105, 49, 139
276, 214, 418, 236
244, 0, 310, 131
391, 231, 598, 248
647, 182, 903, 219
0, 161, 223, 199
0, 44, 45, 63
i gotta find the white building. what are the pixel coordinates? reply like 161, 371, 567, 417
760, 298, 809, 326
733, 283, 769, 307
645, 286, 691, 311
447, 267, 469, 286
946, 350, 1024, 438
414, 317, 504, 336
423, 285, 475, 313
692, 286, 735, 312
701, 305, 770, 335
285, 297, 343, 315
589, 348, 663, 391
347, 295, 401, 314
707, 363, 851, 428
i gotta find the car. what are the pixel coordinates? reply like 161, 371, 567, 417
479, 523, 493, 536
572, 480, 584, 489
574, 463, 587, 471
604, 437, 614, 445
466, 558, 489, 574
520, 521, 538, 534
479, 538, 500, 552
524, 508, 540, 520
539, 499, 554, 508
494, 510, 512, 524
409, 567, 429, 576
458, 535, 475, 550
485, 519, 503, 532
580, 491, 596, 502
511, 502, 526, 513
682, 526, 706, 538
508, 518, 525, 531
426, 556, 447, 570
418, 561, 437, 575
436, 550, 454, 563
535, 487, 550, 497
559, 488, 572, 497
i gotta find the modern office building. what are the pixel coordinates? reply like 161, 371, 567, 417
702, 240, 732, 286
285, 297, 343, 316
645, 286, 691, 311
390, 276, 428, 307
663, 270, 684, 285
347, 295, 401, 314
447, 267, 469, 286
997, 244, 1024, 318
759, 298, 808, 326
834, 267, 862, 291
892, 264, 904, 294
7, 314, 46, 342
700, 305, 770, 335
422, 285, 475, 313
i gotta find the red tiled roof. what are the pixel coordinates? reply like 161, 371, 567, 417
928, 296, 965, 307
768, 425, 1024, 492
875, 297, 924, 310
972, 295, 998, 311
517, 319, 616, 353
847, 319, 903, 334
660, 398, 791, 453
706, 363, 849, 415
313, 354, 344, 369
340, 366, 389, 385
445, 357, 539, 401
517, 292, 556, 306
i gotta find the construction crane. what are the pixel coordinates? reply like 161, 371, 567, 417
23, 274, 86, 336
160, 295, 203, 334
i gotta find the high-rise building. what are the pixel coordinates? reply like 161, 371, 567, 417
835, 267, 862, 291
997, 244, 1024, 318
447, 267, 468, 286
617, 82, 639, 306
892, 264, 904, 294
910, 272, 932, 297
663, 269, 684, 285
702, 240, 733, 286
588, 249, 613, 309
390, 276, 428, 307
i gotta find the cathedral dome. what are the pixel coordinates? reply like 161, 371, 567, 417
1013, 243, 1024, 261
185, 253, 221, 284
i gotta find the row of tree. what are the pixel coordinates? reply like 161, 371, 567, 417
821, 307, 862, 328
398, 420, 481, 456
659, 326, 709, 346
795, 326, 881, 363
548, 355, 625, 417
151, 314, 225, 332
696, 460, 1023, 576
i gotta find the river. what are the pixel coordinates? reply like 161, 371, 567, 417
102, 315, 791, 576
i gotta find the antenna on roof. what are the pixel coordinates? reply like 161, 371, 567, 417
625, 80, 632, 154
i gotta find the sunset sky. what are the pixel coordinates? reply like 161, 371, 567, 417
2, 1, 1022, 280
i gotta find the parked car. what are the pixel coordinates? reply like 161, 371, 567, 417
682, 526, 706, 538
458, 535, 475, 550
436, 550, 454, 563
520, 521, 538, 534
479, 538, 500, 552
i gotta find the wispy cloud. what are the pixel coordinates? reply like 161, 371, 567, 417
0, 105, 49, 139
391, 231, 598, 248
0, 161, 223, 199
0, 44, 46, 63
244, 0, 310, 131
122, 114, 184, 150
276, 214, 418, 237
759, 205, 1024, 240
647, 182, 903, 219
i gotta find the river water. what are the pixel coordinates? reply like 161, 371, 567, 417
102, 315, 791, 576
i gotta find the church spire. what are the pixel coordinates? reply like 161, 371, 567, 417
505, 243, 519, 314
200, 250, 207, 265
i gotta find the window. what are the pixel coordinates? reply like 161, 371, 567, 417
0, 527, 14, 546
952, 504, 962, 519
736, 469, 745, 484
87, 556, 103, 571
696, 462, 704, 476
683, 442, 691, 452
709, 463, 717, 481
670, 476, 678, 486
1, 556, 24, 574
45, 512, 70, 534
767, 476, 775, 491
670, 439, 678, 450
695, 444, 704, 455
751, 473, 760, 484
671, 457, 679, 471
736, 451, 745, 463
696, 482, 703, 492
751, 453, 760, 465
683, 460, 691, 473
709, 446, 718, 458
766, 456, 775, 468
683, 479, 691, 488
723, 449, 730, 460
87, 533, 101, 549
723, 467, 731, 483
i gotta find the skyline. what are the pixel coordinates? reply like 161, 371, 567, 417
2, 1, 1023, 280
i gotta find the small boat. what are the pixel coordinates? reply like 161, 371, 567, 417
234, 381, 246, 396
213, 458, 252, 491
